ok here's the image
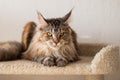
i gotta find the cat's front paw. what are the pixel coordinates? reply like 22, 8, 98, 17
42, 56, 55, 67
56, 58, 68, 67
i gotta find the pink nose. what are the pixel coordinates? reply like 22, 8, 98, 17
53, 39, 59, 45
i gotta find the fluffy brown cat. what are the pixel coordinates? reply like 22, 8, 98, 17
22, 10, 80, 67
0, 10, 80, 67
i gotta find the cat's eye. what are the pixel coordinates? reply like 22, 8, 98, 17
47, 32, 52, 36
60, 32, 64, 37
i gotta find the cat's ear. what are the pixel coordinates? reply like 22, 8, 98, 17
37, 11, 48, 28
62, 9, 72, 24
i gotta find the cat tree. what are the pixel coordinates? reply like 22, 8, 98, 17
0, 43, 119, 80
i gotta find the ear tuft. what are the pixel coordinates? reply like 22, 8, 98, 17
62, 9, 72, 23
37, 11, 48, 29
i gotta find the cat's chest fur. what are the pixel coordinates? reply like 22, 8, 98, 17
34, 40, 76, 57
24, 37, 77, 61
23, 28, 78, 62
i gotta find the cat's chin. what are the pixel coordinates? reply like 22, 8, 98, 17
47, 41, 66, 50
48, 43, 62, 50
51, 44, 60, 48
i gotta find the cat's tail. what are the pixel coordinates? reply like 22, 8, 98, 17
22, 21, 37, 51
0, 41, 23, 61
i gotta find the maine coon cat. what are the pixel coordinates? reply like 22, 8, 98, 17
0, 10, 80, 67
22, 10, 80, 67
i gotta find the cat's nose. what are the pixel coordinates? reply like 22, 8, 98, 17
53, 38, 59, 45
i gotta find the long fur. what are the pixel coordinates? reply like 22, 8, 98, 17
23, 28, 79, 61
22, 22, 36, 51
22, 11, 80, 67
0, 41, 23, 61
0, 10, 80, 67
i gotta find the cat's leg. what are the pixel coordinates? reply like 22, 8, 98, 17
55, 54, 79, 67
34, 56, 55, 66
26, 52, 55, 67
56, 57, 69, 67
41, 56, 55, 67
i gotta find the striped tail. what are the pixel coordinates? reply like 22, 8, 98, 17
0, 41, 23, 61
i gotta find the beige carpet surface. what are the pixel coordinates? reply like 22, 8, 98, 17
0, 57, 92, 75
0, 43, 119, 75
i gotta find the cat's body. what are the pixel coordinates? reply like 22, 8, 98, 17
0, 10, 80, 67
22, 11, 80, 66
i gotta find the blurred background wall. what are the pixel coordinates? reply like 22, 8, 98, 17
0, 0, 119, 80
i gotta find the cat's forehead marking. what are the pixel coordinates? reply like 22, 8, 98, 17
47, 19, 62, 32
49, 19, 61, 27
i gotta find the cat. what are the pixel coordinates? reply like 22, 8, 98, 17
0, 10, 80, 67
22, 10, 80, 67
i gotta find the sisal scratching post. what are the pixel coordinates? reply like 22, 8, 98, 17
85, 75, 104, 80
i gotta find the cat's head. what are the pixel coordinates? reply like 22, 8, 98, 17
36, 10, 73, 48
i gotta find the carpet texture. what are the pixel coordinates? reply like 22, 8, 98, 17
0, 43, 119, 75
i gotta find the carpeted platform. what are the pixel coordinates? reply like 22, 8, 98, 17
0, 43, 119, 75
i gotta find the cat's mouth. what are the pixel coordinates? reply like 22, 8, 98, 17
47, 42, 61, 48
51, 42, 69, 48
47, 40, 69, 49
52, 43, 60, 47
